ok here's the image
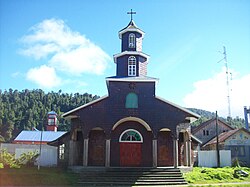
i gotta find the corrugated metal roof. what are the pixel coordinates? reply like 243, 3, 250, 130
203, 128, 250, 147
14, 131, 67, 142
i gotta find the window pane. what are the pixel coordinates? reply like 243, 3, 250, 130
125, 93, 138, 108
129, 33, 135, 48
128, 56, 136, 76
120, 130, 142, 142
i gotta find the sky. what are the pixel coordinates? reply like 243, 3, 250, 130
0, 0, 250, 119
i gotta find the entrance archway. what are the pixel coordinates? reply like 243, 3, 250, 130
119, 129, 143, 166
111, 120, 153, 167
88, 128, 106, 166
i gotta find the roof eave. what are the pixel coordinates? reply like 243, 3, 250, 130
118, 28, 145, 39
113, 51, 150, 64
156, 96, 200, 119
62, 95, 109, 118
106, 77, 159, 87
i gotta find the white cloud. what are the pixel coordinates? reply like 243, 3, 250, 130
26, 65, 61, 89
183, 68, 250, 118
19, 18, 111, 88
50, 43, 109, 75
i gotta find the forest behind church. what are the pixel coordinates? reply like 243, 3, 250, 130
0, 89, 245, 142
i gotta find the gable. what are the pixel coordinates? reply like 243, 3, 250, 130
62, 95, 109, 119
192, 118, 234, 134
225, 129, 250, 146
203, 128, 250, 147
155, 96, 200, 121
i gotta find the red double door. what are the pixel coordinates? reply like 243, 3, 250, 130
120, 142, 142, 166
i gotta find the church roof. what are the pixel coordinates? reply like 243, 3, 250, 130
155, 96, 200, 120
62, 95, 109, 119
119, 20, 145, 39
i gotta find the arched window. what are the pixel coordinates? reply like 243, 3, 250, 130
119, 129, 143, 142
128, 33, 135, 48
128, 56, 136, 76
125, 92, 138, 108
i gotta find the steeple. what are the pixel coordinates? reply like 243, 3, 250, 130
113, 11, 149, 77
118, 19, 145, 52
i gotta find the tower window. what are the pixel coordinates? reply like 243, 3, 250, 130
125, 92, 138, 108
129, 33, 135, 48
48, 118, 55, 126
128, 56, 136, 76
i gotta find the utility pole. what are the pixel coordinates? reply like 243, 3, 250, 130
216, 111, 220, 167
38, 121, 43, 170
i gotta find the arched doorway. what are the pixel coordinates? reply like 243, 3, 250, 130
111, 118, 153, 167
119, 129, 143, 166
88, 128, 106, 166
157, 129, 174, 166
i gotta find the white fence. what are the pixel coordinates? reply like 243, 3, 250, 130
198, 150, 231, 167
0, 143, 58, 167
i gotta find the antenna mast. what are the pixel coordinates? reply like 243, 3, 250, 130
222, 46, 232, 120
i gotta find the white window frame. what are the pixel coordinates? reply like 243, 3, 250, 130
48, 118, 55, 126
129, 33, 136, 48
119, 129, 143, 143
128, 56, 136, 76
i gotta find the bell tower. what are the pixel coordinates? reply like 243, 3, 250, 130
46, 111, 58, 132
113, 10, 150, 77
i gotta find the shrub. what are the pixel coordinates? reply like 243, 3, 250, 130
0, 149, 39, 168
16, 151, 39, 166
0, 149, 18, 168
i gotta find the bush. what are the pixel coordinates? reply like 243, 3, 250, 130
0, 149, 39, 168
16, 151, 39, 166
0, 149, 19, 168
184, 167, 250, 184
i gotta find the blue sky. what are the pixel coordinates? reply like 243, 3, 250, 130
0, 0, 249, 118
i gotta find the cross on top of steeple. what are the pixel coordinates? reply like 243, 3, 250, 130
127, 9, 136, 21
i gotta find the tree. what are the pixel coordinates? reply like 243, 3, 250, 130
0, 89, 99, 142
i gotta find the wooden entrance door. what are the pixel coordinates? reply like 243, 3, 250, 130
120, 143, 141, 166
157, 131, 173, 166
88, 130, 105, 166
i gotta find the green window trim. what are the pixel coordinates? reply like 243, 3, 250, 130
119, 129, 143, 142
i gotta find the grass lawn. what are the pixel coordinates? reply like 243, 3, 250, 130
0, 166, 79, 186
184, 167, 250, 185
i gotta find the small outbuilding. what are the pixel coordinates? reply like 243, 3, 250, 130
203, 128, 250, 166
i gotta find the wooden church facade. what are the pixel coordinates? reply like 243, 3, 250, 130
60, 18, 199, 168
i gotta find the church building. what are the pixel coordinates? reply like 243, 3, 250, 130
57, 15, 200, 168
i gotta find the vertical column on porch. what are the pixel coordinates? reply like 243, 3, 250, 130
105, 139, 111, 167
187, 138, 192, 166
173, 137, 179, 168
83, 138, 89, 166
184, 140, 188, 166
69, 140, 75, 166
152, 138, 157, 168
